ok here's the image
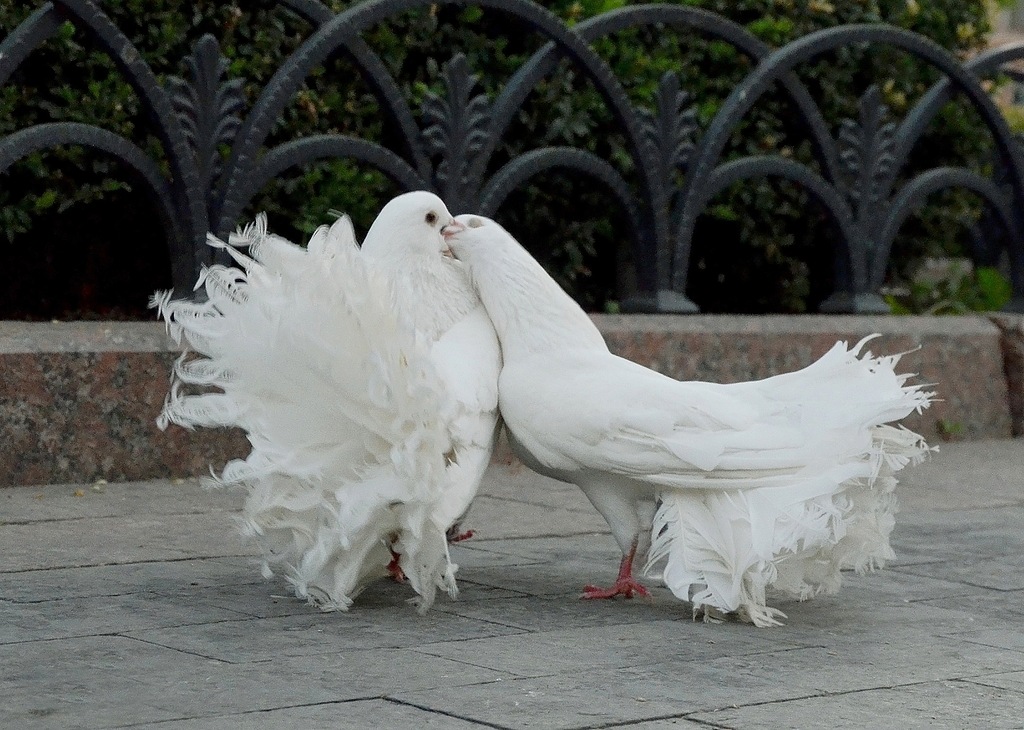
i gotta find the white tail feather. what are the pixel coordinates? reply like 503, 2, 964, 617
153, 214, 463, 611
645, 339, 935, 627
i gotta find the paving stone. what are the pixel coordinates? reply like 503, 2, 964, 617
891, 555, 1024, 591
457, 559, 642, 599
0, 590, 250, 644
157, 573, 331, 620
965, 670, 1024, 694
434, 591, 689, 633
450, 542, 551, 569
0, 557, 260, 602
478, 463, 597, 513
891, 507, 1024, 563
153, 553, 527, 616
403, 634, 1024, 730
0, 478, 240, 523
0, 636, 506, 729
463, 535, 626, 564
393, 661, 820, 729
415, 620, 807, 678
174, 568, 527, 620
460, 494, 609, 540
949, 627, 1024, 653
767, 595, 1002, 647
830, 564, 984, 605
688, 679, 1024, 729
896, 439, 1024, 512
122, 699, 489, 729
606, 720, 708, 728
0, 512, 251, 572
123, 609, 527, 664
662, 636, 1024, 698
913, 590, 1024, 621
2, 439, 1023, 728
450, 536, 654, 599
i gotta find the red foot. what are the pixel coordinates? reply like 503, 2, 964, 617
581, 577, 651, 600
580, 540, 650, 600
387, 550, 406, 583
447, 528, 475, 543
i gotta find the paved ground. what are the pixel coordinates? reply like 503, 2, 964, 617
2, 439, 1023, 729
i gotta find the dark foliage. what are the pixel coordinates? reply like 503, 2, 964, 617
0, 0, 995, 317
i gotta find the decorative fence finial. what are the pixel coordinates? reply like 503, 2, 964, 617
165, 34, 244, 216
421, 53, 492, 213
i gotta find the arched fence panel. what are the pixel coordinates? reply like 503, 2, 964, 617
1, 1, 1022, 312
676, 24, 1024, 312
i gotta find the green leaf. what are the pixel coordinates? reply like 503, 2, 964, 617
33, 189, 58, 212
708, 204, 739, 221
975, 266, 1012, 310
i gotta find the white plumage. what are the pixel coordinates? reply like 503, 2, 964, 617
152, 192, 501, 612
447, 215, 935, 627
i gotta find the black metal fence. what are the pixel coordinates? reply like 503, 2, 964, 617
3, 0, 1023, 312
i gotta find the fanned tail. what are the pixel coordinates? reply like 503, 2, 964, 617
152, 214, 460, 611
645, 337, 935, 627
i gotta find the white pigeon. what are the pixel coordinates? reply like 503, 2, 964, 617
151, 191, 501, 613
447, 215, 935, 627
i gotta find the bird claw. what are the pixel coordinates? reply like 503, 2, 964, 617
447, 528, 475, 543
581, 577, 651, 600
386, 551, 406, 583
692, 602, 787, 628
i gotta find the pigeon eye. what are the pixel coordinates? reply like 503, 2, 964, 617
468, 217, 485, 229
425, 211, 438, 225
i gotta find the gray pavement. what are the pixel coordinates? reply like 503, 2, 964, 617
1, 439, 1023, 729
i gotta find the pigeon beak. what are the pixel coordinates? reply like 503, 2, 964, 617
440, 220, 465, 258
440, 219, 466, 240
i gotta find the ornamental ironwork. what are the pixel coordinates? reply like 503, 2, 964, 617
2, 0, 1022, 312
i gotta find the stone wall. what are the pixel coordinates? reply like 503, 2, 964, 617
991, 314, 1024, 436
597, 314, 1017, 444
1, 315, 1019, 486
0, 322, 247, 487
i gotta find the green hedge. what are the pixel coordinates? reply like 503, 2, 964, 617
0, 0, 1003, 317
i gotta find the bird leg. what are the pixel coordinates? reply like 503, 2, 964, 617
386, 548, 406, 583
581, 539, 651, 600
447, 528, 475, 543
574, 480, 652, 600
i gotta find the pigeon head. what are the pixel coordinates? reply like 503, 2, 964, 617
446, 214, 507, 266
361, 190, 459, 260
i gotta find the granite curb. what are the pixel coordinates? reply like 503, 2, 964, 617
1, 315, 1021, 486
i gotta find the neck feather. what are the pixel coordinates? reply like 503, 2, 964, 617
470, 238, 607, 361
373, 252, 478, 341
